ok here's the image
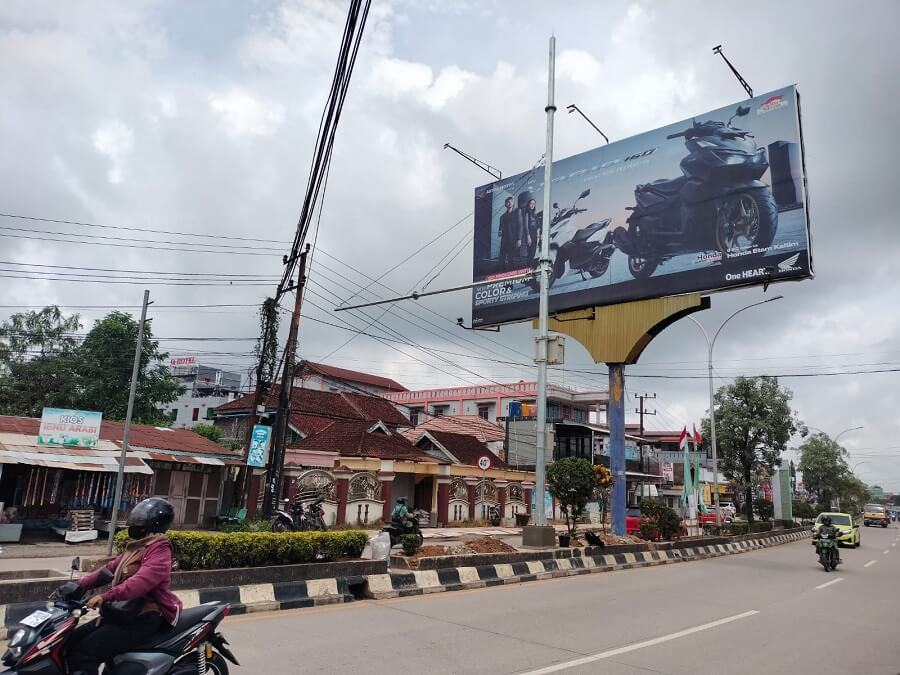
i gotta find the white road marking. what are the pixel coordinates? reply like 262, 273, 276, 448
893, 543, 897, 548
884, 550, 890, 555
864, 560, 878, 568
815, 577, 844, 590
518, 610, 759, 674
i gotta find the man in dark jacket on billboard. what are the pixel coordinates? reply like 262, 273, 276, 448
498, 196, 519, 270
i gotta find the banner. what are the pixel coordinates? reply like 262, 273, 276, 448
472, 85, 811, 326
247, 425, 272, 468
38, 408, 102, 448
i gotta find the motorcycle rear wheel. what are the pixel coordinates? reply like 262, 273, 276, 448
271, 519, 289, 533
628, 255, 659, 279
207, 652, 230, 675
587, 251, 611, 278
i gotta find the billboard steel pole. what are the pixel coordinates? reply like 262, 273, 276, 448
533, 35, 556, 529
107, 289, 150, 556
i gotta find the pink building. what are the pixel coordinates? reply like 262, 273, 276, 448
384, 381, 608, 426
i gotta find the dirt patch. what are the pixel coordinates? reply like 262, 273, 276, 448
463, 536, 518, 554
403, 545, 452, 566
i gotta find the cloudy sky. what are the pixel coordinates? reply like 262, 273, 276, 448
2, 1, 899, 488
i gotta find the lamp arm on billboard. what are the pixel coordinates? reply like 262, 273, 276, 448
565, 105, 609, 144
443, 143, 502, 180
687, 294, 783, 527
712, 45, 753, 99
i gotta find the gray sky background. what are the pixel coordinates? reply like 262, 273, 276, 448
2, 1, 899, 489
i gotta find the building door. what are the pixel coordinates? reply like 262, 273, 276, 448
183, 472, 205, 527
168, 471, 189, 528
414, 476, 434, 513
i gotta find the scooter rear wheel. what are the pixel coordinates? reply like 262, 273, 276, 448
207, 652, 230, 675
628, 255, 659, 279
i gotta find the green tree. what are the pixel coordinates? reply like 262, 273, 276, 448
835, 473, 868, 516
0, 307, 82, 417
547, 457, 596, 537
702, 376, 802, 524
798, 433, 848, 508
753, 497, 774, 522
76, 312, 183, 424
192, 424, 223, 445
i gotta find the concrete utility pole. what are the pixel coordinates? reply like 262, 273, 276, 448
635, 393, 656, 502
107, 289, 150, 556
523, 35, 557, 548
263, 245, 310, 518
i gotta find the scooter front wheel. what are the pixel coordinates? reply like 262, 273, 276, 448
271, 519, 290, 533
715, 189, 778, 254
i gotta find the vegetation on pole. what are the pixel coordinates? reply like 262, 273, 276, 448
547, 457, 596, 537
701, 376, 802, 524
593, 464, 614, 533
254, 297, 280, 387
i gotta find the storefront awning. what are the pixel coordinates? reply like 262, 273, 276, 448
0, 445, 153, 474
626, 471, 664, 483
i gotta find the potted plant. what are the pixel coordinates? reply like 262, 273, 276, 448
401, 533, 422, 557
547, 457, 596, 548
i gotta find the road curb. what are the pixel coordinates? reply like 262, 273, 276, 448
0, 531, 810, 638
364, 530, 811, 599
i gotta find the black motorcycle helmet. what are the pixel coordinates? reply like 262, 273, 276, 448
397, 497, 407, 505
127, 497, 175, 540
821, 516, 832, 526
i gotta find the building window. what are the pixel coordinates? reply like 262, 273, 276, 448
171, 409, 178, 422
433, 405, 448, 418
192, 408, 200, 421
409, 408, 422, 425
477, 404, 490, 420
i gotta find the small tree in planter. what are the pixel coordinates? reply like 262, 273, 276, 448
547, 457, 596, 543
754, 497, 774, 522
401, 533, 422, 556
593, 464, 615, 533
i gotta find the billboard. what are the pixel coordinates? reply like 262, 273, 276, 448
247, 424, 272, 468
472, 85, 811, 326
38, 408, 103, 448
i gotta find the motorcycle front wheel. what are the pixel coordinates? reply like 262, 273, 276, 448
715, 189, 778, 254
271, 518, 290, 532
587, 250, 611, 278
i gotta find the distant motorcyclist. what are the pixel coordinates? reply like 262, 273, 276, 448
391, 497, 414, 531
814, 515, 843, 563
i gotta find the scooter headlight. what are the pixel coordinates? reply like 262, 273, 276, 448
8, 629, 26, 647
694, 139, 717, 149
712, 151, 747, 165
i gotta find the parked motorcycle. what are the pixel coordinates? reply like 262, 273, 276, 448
525, 189, 616, 291
616, 104, 778, 279
1, 558, 238, 674
815, 530, 840, 572
271, 496, 327, 532
382, 516, 424, 549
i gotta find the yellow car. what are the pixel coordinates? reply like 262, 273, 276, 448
863, 503, 889, 528
812, 512, 860, 548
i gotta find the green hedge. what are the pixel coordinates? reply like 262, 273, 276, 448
115, 530, 368, 571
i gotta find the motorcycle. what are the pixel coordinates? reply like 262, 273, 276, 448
271, 496, 327, 532
1, 557, 238, 674
815, 530, 840, 572
525, 189, 616, 291
382, 514, 424, 549
616, 104, 778, 279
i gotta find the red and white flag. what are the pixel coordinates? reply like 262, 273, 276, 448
693, 424, 702, 446
679, 427, 689, 450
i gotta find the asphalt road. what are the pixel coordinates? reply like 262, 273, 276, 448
221, 525, 900, 674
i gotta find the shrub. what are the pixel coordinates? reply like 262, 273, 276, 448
192, 424, 223, 445
792, 500, 816, 520
750, 522, 774, 533
115, 529, 368, 570
401, 533, 421, 556
753, 497, 774, 522
725, 522, 750, 536
219, 517, 272, 533
639, 499, 681, 541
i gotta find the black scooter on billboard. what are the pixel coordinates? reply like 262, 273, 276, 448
524, 188, 616, 291
615, 104, 778, 279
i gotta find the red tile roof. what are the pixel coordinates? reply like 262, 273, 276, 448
300, 361, 407, 392
400, 415, 505, 444
0, 415, 239, 457
215, 387, 409, 426
423, 431, 508, 468
288, 419, 436, 462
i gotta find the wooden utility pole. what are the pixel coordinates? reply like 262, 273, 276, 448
263, 245, 310, 517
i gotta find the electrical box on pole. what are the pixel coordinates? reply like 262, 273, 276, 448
536, 334, 565, 365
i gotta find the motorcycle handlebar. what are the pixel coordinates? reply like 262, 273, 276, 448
666, 131, 685, 139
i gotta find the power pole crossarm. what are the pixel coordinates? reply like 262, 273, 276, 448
443, 143, 502, 180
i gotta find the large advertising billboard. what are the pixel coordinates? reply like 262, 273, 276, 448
472, 85, 811, 326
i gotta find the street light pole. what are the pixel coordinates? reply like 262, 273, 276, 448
687, 295, 783, 527
834, 426, 864, 444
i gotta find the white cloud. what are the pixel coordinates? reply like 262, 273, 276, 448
91, 120, 134, 184
557, 49, 601, 86
208, 89, 285, 138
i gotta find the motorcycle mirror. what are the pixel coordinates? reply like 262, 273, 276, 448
736, 105, 750, 117
553, 202, 559, 209
578, 189, 591, 200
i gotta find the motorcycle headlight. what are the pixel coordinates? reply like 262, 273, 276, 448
694, 139, 717, 149
712, 151, 747, 165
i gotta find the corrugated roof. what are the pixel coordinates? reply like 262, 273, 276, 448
400, 415, 505, 444
300, 361, 407, 392
0, 415, 240, 458
289, 419, 437, 462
